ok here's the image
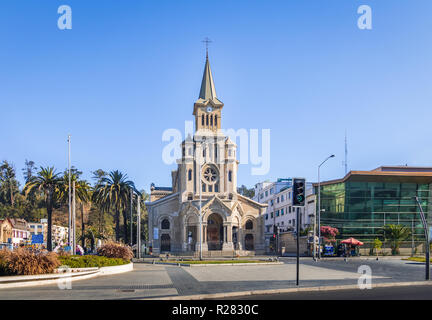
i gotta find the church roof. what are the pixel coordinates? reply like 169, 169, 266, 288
199, 56, 217, 101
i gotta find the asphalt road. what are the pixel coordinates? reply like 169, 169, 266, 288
0, 257, 430, 299
221, 285, 432, 300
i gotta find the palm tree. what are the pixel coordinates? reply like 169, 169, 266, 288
92, 170, 136, 242
24, 167, 62, 251
381, 224, 411, 255
58, 172, 92, 248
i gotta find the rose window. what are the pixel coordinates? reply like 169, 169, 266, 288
203, 166, 218, 184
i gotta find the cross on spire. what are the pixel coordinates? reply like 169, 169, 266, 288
202, 37, 212, 58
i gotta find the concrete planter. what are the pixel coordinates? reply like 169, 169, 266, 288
0, 263, 133, 289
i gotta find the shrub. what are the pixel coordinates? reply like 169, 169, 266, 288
58, 255, 128, 268
97, 242, 133, 261
0, 248, 61, 275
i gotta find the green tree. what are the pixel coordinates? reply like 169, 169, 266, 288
22, 159, 36, 183
92, 170, 136, 242
381, 224, 411, 255
0, 160, 20, 206
58, 170, 92, 248
373, 238, 382, 257
237, 185, 255, 199
24, 167, 62, 251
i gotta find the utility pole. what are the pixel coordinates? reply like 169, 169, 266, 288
68, 135, 71, 250
72, 180, 76, 255
296, 207, 300, 285
317, 155, 335, 259
137, 195, 141, 259
130, 188, 133, 246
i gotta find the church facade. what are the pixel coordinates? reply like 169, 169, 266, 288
146, 55, 267, 256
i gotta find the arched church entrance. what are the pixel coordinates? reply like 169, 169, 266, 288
207, 213, 223, 250
160, 234, 171, 252
245, 234, 254, 251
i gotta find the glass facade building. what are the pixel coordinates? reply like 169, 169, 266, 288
316, 167, 432, 245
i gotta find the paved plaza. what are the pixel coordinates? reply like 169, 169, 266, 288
0, 257, 429, 300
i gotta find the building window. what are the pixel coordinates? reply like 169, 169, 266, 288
215, 115, 218, 126
276, 210, 279, 217
265, 214, 268, 220
289, 206, 291, 213
245, 220, 253, 230
215, 183, 219, 192
277, 197, 280, 203
265, 191, 268, 197
228, 170, 232, 182
202, 184, 206, 192
206, 114, 209, 126
270, 200, 274, 206
208, 185, 213, 192
270, 188, 274, 194
281, 208, 284, 215
188, 193, 193, 200
161, 219, 170, 230
202, 114, 204, 126
210, 115, 213, 126
271, 212, 274, 218
188, 169, 192, 181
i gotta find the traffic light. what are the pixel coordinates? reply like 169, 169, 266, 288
293, 178, 306, 206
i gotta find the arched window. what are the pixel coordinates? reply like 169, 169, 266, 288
210, 115, 213, 126
188, 169, 192, 181
215, 115, 218, 126
228, 170, 232, 182
161, 219, 170, 230
245, 220, 253, 230
206, 115, 209, 126
202, 114, 204, 126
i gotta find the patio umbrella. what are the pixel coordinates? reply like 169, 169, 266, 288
341, 237, 364, 246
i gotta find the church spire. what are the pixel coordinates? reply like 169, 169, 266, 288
199, 55, 217, 101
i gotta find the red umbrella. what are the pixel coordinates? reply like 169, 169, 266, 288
341, 237, 364, 246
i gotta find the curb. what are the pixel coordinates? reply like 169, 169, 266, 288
0, 263, 133, 289
143, 261, 283, 267
149, 280, 432, 300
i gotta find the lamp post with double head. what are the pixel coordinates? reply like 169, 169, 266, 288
317, 154, 335, 259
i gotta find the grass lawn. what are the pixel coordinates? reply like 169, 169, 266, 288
404, 257, 432, 263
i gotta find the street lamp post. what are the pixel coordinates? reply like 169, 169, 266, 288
67, 134, 72, 251
198, 137, 207, 260
317, 154, 335, 259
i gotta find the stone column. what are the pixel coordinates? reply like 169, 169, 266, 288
222, 223, 234, 251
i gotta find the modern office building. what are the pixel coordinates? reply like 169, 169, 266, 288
315, 166, 432, 250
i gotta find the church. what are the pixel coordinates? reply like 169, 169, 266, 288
146, 53, 268, 256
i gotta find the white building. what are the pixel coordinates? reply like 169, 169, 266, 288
28, 219, 68, 246
10, 218, 30, 247
254, 179, 315, 252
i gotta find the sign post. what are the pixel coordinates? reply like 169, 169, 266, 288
293, 178, 306, 286
414, 196, 429, 280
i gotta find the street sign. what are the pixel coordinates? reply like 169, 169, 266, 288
31, 234, 44, 244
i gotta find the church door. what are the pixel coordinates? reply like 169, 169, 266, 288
160, 234, 171, 252
245, 234, 254, 251
207, 213, 223, 250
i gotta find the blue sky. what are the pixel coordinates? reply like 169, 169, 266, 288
1, 0, 431, 191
